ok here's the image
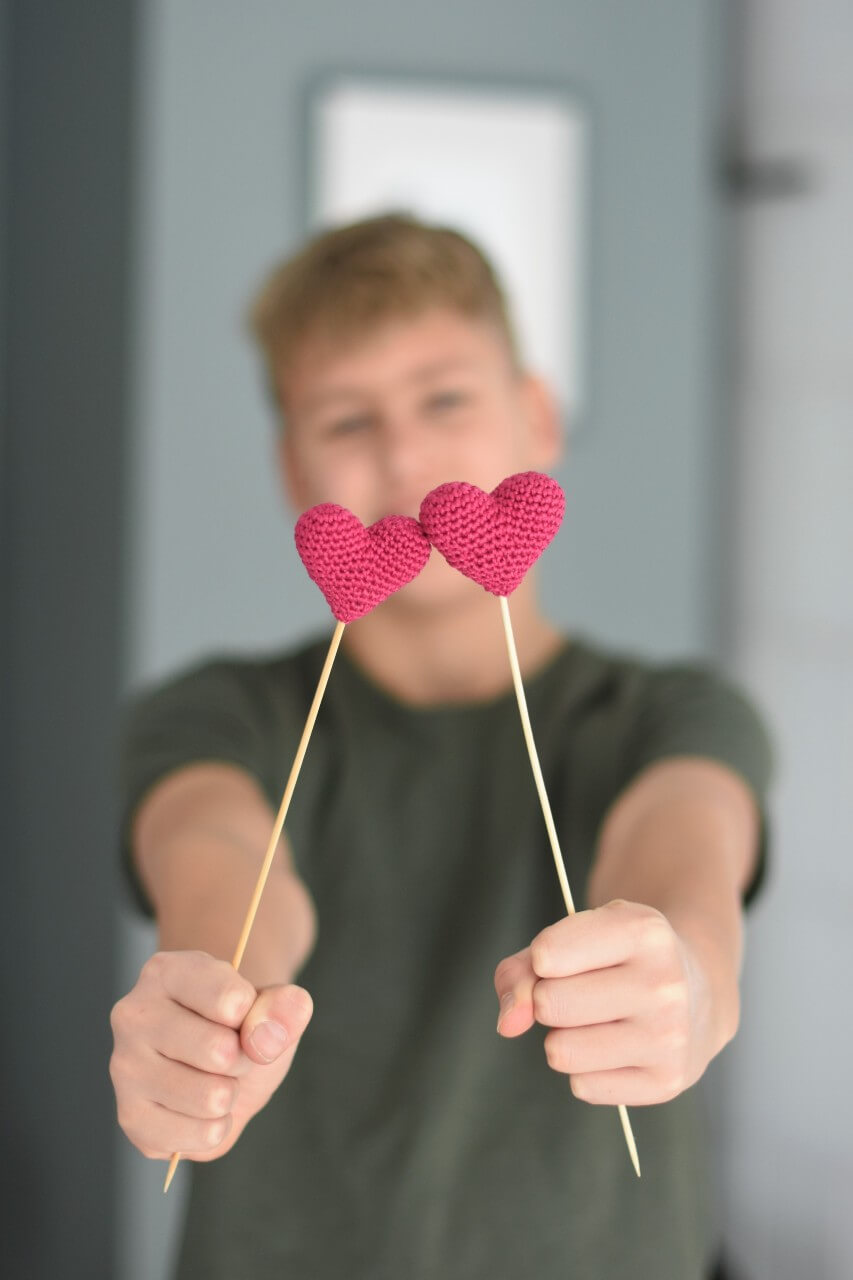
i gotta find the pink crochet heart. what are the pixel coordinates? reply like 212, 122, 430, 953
294, 505, 432, 622
419, 471, 565, 596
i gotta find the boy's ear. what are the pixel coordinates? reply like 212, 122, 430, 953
520, 373, 565, 469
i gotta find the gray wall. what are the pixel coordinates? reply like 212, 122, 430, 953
125, 0, 729, 690
120, 2, 735, 1277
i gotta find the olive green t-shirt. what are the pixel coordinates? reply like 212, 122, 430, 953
121, 635, 772, 1280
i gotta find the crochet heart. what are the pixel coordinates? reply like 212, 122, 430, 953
294, 505, 432, 622
419, 471, 565, 597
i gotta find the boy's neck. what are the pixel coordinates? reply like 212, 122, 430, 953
341, 576, 565, 707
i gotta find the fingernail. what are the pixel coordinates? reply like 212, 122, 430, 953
497, 992, 515, 1030
250, 1020, 288, 1061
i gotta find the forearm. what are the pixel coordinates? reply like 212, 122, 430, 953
133, 765, 317, 990
149, 836, 315, 988
112, 765, 318, 1167
587, 757, 760, 1052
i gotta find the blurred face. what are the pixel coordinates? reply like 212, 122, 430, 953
276, 307, 561, 609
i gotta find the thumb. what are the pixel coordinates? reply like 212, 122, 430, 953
240, 983, 313, 1065
494, 948, 537, 1038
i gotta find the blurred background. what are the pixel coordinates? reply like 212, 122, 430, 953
1, 1, 850, 1276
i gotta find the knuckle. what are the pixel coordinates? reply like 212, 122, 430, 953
109, 998, 129, 1036
110, 991, 149, 1044
116, 1102, 149, 1148
109, 1045, 139, 1094
115, 1100, 132, 1135
204, 1081, 235, 1119
532, 980, 552, 1026
141, 951, 166, 983
219, 978, 255, 1027
657, 1065, 687, 1101
210, 1028, 241, 1071
108, 1049, 125, 1088
569, 1073, 587, 1100
657, 979, 689, 1022
662, 1075, 684, 1102
529, 936, 550, 977
204, 1117, 230, 1150
635, 910, 670, 953
543, 1030, 567, 1073
117, 1103, 165, 1156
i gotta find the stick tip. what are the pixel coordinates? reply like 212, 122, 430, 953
163, 1153, 180, 1193
618, 1104, 641, 1178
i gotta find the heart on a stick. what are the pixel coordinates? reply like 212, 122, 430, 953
419, 471, 565, 597
294, 505, 432, 622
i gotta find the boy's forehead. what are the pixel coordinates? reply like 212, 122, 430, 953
278, 308, 511, 413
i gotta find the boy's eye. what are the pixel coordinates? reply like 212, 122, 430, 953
423, 389, 468, 414
325, 413, 373, 439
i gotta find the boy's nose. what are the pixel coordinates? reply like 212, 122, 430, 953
379, 419, 431, 492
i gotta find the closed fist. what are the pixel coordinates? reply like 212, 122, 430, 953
494, 899, 735, 1106
109, 950, 313, 1162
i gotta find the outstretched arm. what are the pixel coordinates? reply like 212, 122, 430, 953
110, 763, 316, 1161
132, 762, 316, 982
495, 757, 761, 1105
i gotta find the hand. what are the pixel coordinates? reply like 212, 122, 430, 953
494, 899, 736, 1106
110, 950, 313, 1161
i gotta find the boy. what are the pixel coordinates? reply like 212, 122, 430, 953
110, 214, 771, 1279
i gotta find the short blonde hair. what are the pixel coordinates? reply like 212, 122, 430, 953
248, 213, 519, 404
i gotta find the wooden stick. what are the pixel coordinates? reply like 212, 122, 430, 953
163, 620, 346, 1193
498, 595, 641, 1178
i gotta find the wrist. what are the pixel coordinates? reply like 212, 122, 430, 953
156, 869, 316, 987
672, 913, 742, 1067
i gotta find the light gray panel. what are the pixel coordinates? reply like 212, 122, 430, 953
722, 0, 853, 1275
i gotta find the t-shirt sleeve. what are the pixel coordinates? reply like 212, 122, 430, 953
623, 664, 775, 904
119, 659, 273, 916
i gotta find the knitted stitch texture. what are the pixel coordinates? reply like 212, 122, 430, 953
294, 506, 432, 621
419, 471, 565, 596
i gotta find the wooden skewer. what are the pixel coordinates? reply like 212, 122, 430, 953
498, 595, 641, 1179
163, 620, 346, 1193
